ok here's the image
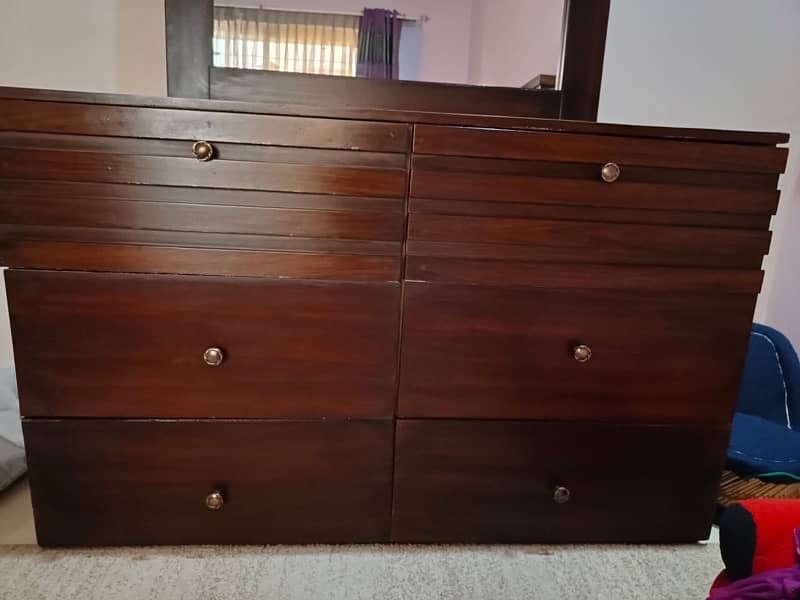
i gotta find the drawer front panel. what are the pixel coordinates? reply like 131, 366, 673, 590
0, 102, 408, 280
411, 164, 780, 214
25, 419, 393, 546
408, 214, 770, 269
8, 270, 400, 418
0, 99, 410, 152
408, 152, 776, 290
392, 420, 727, 543
0, 148, 407, 198
398, 282, 754, 422
414, 125, 788, 173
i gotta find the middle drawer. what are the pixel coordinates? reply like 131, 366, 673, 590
7, 270, 400, 418
399, 281, 755, 423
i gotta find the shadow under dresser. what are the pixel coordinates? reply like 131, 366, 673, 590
0, 87, 789, 546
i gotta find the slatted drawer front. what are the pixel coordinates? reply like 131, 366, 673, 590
25, 419, 393, 546
414, 125, 788, 173
392, 420, 728, 543
399, 282, 755, 422
8, 270, 400, 419
0, 99, 409, 280
409, 126, 785, 291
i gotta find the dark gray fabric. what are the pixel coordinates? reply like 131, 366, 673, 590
356, 8, 401, 80
0, 367, 24, 491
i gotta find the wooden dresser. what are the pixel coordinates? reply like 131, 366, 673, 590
0, 87, 788, 546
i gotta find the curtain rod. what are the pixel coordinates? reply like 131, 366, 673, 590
215, 4, 430, 23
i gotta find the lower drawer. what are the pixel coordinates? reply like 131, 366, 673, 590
392, 420, 728, 543
24, 419, 393, 546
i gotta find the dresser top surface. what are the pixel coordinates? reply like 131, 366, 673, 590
0, 86, 788, 147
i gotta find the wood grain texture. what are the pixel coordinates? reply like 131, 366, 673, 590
8, 270, 400, 418
0, 195, 403, 241
558, 0, 611, 121
2, 87, 787, 146
411, 169, 780, 214
398, 283, 755, 422
406, 258, 764, 292
0, 242, 400, 280
25, 419, 393, 546
210, 67, 563, 118
412, 155, 781, 191
0, 149, 406, 198
414, 126, 789, 174
392, 420, 728, 543
406, 240, 765, 269
0, 131, 408, 169
408, 214, 770, 268
409, 198, 771, 230
1, 225, 402, 256
1, 179, 403, 212
1, 86, 787, 548
0, 99, 410, 152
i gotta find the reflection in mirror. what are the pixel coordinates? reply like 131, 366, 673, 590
212, 1, 565, 88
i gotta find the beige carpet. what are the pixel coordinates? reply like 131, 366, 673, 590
0, 543, 722, 600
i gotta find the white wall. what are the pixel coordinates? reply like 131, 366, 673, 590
599, 0, 800, 347
0, 0, 166, 95
469, 0, 563, 87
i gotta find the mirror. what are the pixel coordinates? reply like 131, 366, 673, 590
211, 1, 566, 89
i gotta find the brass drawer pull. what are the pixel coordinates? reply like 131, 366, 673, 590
573, 344, 592, 363
203, 347, 225, 367
192, 140, 215, 161
601, 162, 620, 183
205, 490, 225, 510
553, 486, 571, 504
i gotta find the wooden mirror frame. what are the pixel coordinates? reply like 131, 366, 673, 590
165, 0, 610, 121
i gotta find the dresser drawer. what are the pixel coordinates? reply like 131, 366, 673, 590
8, 270, 400, 418
408, 213, 770, 269
0, 98, 410, 152
0, 99, 407, 279
24, 419, 393, 546
392, 420, 727, 543
398, 282, 754, 422
414, 125, 787, 173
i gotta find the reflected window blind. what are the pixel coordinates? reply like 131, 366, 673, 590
213, 7, 360, 76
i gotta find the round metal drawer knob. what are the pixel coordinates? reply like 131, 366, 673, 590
205, 490, 225, 510
192, 140, 215, 161
600, 162, 621, 183
573, 344, 592, 363
203, 347, 225, 367
553, 486, 571, 504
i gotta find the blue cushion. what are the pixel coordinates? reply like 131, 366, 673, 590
736, 324, 800, 429
728, 413, 800, 481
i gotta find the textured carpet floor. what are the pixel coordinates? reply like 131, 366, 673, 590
0, 544, 721, 600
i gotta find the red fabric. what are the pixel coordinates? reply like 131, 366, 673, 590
710, 571, 731, 591
742, 499, 800, 575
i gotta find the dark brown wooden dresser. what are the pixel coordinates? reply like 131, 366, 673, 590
0, 87, 789, 546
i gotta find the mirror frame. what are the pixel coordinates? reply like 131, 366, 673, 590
165, 0, 610, 121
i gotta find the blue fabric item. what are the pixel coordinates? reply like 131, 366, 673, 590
737, 324, 800, 429
728, 324, 800, 481
728, 413, 800, 480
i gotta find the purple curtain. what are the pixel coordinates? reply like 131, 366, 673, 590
356, 8, 401, 80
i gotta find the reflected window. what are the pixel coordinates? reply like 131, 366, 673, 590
213, 7, 359, 76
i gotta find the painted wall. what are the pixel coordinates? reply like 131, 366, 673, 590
469, 0, 563, 87
0, 0, 166, 95
599, 0, 800, 347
